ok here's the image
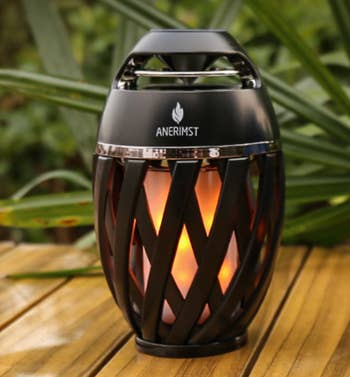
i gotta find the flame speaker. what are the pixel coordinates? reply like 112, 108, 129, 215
93, 30, 284, 358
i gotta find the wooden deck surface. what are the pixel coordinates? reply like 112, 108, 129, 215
0, 242, 348, 376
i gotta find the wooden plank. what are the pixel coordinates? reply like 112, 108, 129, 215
0, 243, 96, 330
97, 246, 307, 377
0, 242, 15, 255
0, 273, 131, 376
248, 245, 350, 377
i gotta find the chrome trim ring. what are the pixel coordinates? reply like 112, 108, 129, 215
96, 140, 280, 160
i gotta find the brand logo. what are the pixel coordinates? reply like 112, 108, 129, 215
172, 102, 184, 124
155, 102, 199, 137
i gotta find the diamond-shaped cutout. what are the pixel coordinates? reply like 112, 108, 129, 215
195, 168, 222, 235
162, 299, 176, 324
144, 169, 172, 234
218, 231, 239, 293
142, 246, 151, 293
171, 226, 198, 299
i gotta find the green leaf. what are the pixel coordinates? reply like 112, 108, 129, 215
261, 72, 350, 144
286, 176, 350, 204
0, 191, 93, 228
328, 0, 350, 63
246, 0, 350, 115
22, 0, 97, 169
11, 170, 91, 200
0, 69, 106, 114
283, 143, 350, 170
99, 0, 184, 29
5, 266, 102, 279
0, 69, 107, 99
283, 200, 350, 239
0, 81, 103, 114
21, 91, 102, 114
209, 0, 242, 30
281, 129, 350, 164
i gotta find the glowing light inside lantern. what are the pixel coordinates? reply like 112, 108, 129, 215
171, 226, 197, 298
143, 167, 239, 323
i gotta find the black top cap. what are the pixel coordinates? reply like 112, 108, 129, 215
97, 30, 280, 159
130, 29, 245, 55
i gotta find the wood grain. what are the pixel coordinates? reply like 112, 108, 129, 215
97, 246, 307, 377
249, 246, 350, 377
0, 243, 96, 330
0, 274, 131, 376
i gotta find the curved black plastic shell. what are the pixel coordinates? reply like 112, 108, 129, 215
98, 87, 279, 147
94, 30, 285, 358
97, 30, 280, 148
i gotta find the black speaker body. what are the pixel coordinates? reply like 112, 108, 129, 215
93, 30, 284, 358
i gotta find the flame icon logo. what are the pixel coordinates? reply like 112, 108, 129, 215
172, 102, 184, 124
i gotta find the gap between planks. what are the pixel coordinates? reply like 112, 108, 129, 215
0, 277, 131, 376
241, 245, 312, 377
247, 245, 350, 377
0, 243, 97, 331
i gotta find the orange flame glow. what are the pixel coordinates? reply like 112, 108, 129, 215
143, 167, 239, 323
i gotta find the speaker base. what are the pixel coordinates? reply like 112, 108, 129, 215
135, 331, 247, 358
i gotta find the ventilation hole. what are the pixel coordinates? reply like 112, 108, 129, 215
195, 166, 222, 235
162, 300, 176, 324
144, 168, 172, 234
197, 303, 210, 325
171, 226, 198, 299
218, 231, 239, 293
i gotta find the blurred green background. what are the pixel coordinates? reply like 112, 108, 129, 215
0, 0, 350, 248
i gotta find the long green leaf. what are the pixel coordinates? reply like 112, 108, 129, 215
0, 191, 93, 228
11, 170, 91, 200
124, 0, 184, 28
283, 143, 350, 170
281, 129, 350, 162
283, 200, 350, 239
328, 0, 350, 63
0, 69, 107, 99
0, 79, 103, 114
5, 266, 102, 279
209, 0, 242, 29
22, 0, 97, 169
286, 176, 350, 204
261, 72, 350, 143
23, 92, 102, 114
99, 0, 184, 29
0, 69, 106, 114
246, 0, 350, 115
